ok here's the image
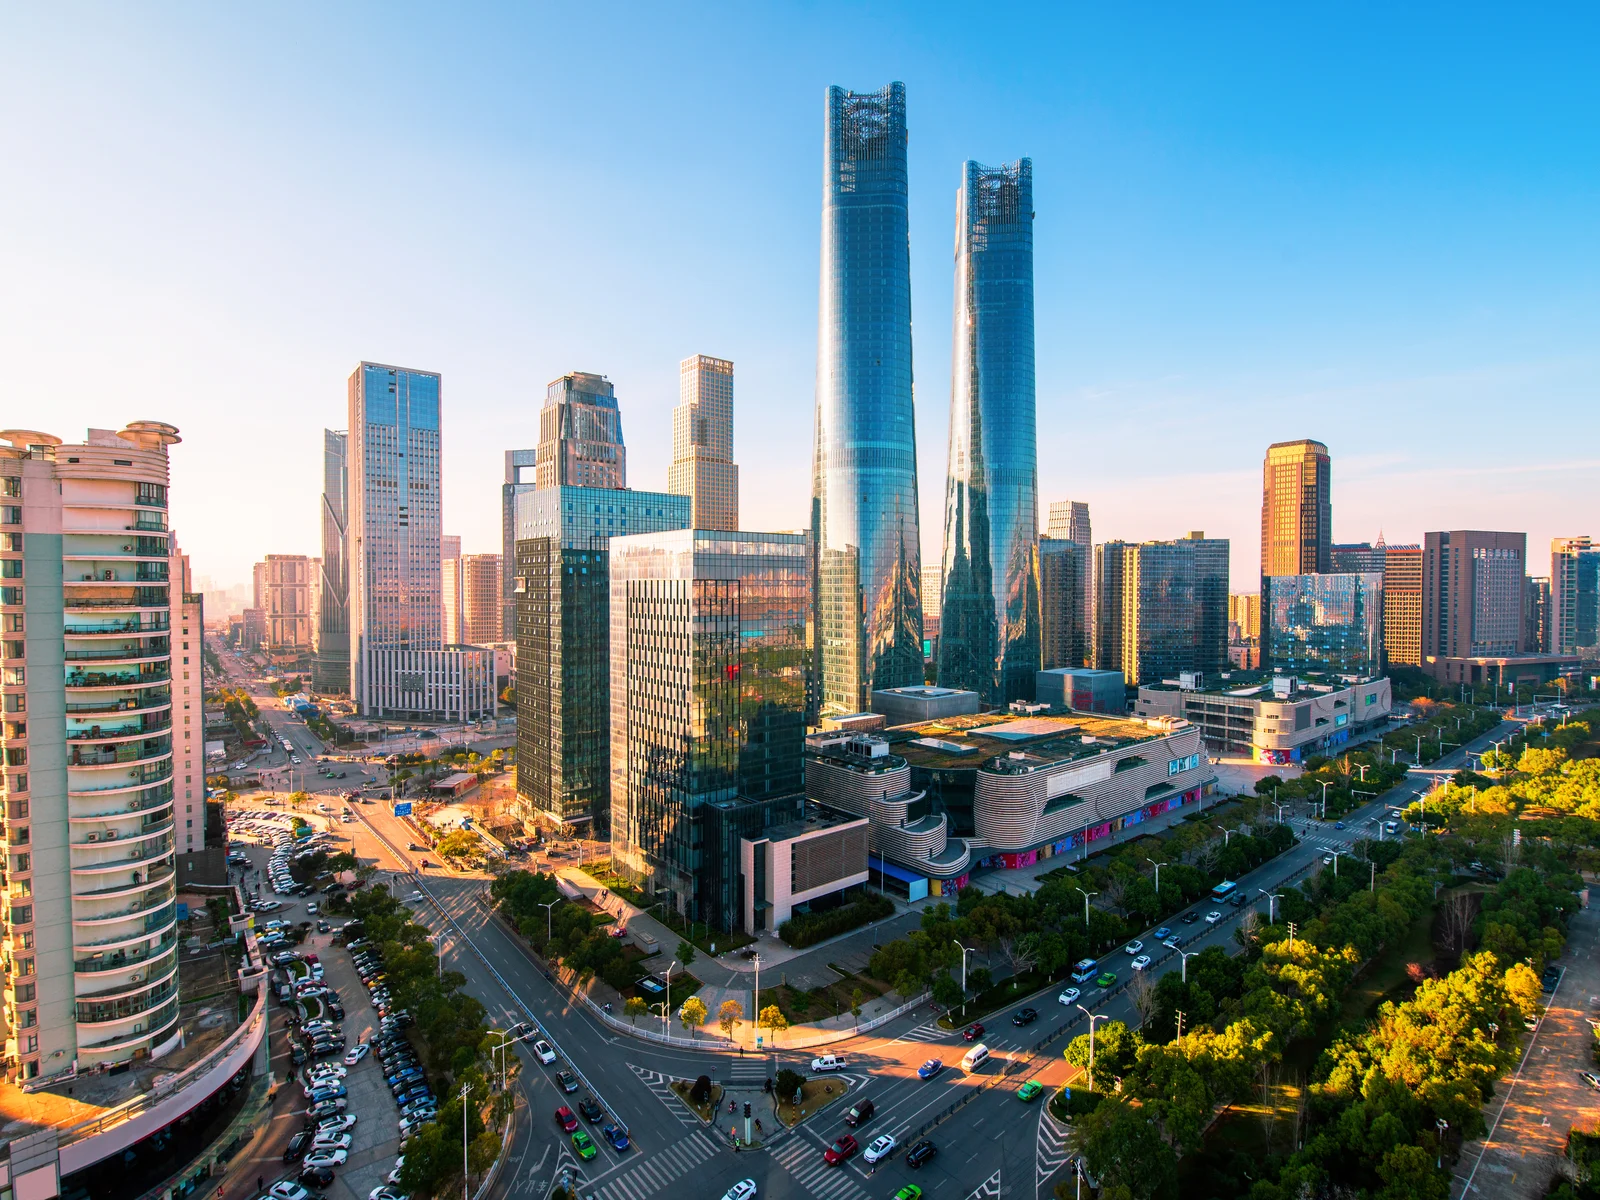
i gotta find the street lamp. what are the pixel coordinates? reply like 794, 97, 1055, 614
1317, 780, 1332, 819
1176, 948, 1199, 983
655, 999, 670, 1037
490, 1032, 514, 1091
953, 940, 975, 998
537, 900, 557, 943
1074, 888, 1098, 927
1144, 858, 1163, 894
1329, 850, 1343, 877
1257, 890, 1282, 922
461, 1082, 475, 1200
1436, 1118, 1449, 1169
1214, 825, 1233, 846
1075, 1006, 1110, 1091
751, 952, 762, 1049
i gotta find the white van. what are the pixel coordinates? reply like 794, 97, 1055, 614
961, 1044, 990, 1072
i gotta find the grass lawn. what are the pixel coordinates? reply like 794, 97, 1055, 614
767, 970, 891, 1026
775, 1077, 852, 1127
1337, 903, 1437, 1024
669, 1079, 723, 1122
585, 859, 756, 956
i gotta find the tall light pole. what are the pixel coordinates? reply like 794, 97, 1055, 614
1075, 1007, 1110, 1091
461, 1082, 474, 1200
537, 900, 557, 944
1074, 888, 1098, 927
490, 1033, 513, 1091
1214, 825, 1232, 847
1144, 858, 1163, 894
656, 999, 670, 1037
752, 953, 761, 1048
1436, 1118, 1449, 1169
1257, 890, 1282, 923
1329, 850, 1343, 877
954, 940, 975, 996
1176, 948, 1198, 983
1317, 780, 1331, 819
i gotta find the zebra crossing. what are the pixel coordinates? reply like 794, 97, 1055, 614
727, 1054, 769, 1082
889, 1019, 949, 1045
589, 1129, 720, 1200
771, 1136, 872, 1200
627, 1063, 701, 1126
966, 1168, 1002, 1198
1036, 1105, 1073, 1189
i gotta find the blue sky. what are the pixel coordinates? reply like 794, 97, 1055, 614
4, 3, 1596, 590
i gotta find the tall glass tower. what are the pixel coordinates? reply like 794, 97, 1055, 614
813, 81, 924, 715
938, 159, 1040, 704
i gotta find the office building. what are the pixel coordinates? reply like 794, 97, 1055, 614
1045, 500, 1092, 545
1382, 544, 1423, 667
251, 561, 268, 612
460, 553, 502, 645
887, 712, 1215, 870
536, 372, 626, 490
938, 158, 1040, 706
1263, 572, 1384, 676
922, 572, 942, 647
1260, 440, 1331, 583
0, 422, 186, 1080
1228, 592, 1261, 641
1035, 667, 1125, 714
738, 802, 871, 935
1136, 670, 1391, 765
668, 355, 739, 532
502, 448, 537, 640
315, 429, 349, 693
441, 539, 463, 644
170, 538, 206, 853
608, 529, 810, 931
264, 554, 313, 653
1040, 538, 1087, 669
1331, 540, 1387, 575
813, 81, 924, 715
239, 607, 266, 650
1093, 534, 1229, 686
307, 557, 321, 653
1526, 576, 1552, 654
512, 487, 691, 834
1551, 536, 1599, 656
1046, 501, 1093, 668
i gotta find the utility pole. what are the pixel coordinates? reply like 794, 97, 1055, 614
461, 1082, 474, 1200
1287, 921, 1296, 948
1175, 1009, 1185, 1039
1075, 888, 1098, 928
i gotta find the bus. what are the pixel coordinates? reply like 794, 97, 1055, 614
1070, 958, 1099, 983
1210, 880, 1238, 904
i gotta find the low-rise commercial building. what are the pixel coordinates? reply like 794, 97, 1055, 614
870, 685, 980, 726
1135, 669, 1392, 765
1034, 667, 1124, 714
738, 802, 869, 934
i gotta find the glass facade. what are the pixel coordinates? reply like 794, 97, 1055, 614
1095, 537, 1230, 685
501, 447, 537, 640
609, 530, 809, 929
315, 428, 348, 693
1551, 537, 1598, 654
1265, 572, 1385, 676
1039, 537, 1085, 670
536, 372, 626, 490
813, 82, 924, 715
939, 159, 1039, 704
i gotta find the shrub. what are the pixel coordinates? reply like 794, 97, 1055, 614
690, 1075, 712, 1104
777, 892, 894, 948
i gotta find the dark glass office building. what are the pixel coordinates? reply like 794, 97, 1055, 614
1264, 572, 1385, 676
813, 82, 924, 715
939, 159, 1040, 704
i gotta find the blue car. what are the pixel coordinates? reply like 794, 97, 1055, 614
1152, 927, 1171, 940
602, 1124, 629, 1151
917, 1059, 944, 1080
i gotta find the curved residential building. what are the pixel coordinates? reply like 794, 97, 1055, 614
1, 423, 184, 1081
939, 159, 1040, 705
813, 81, 924, 715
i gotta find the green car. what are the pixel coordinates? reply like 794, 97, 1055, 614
1017, 1080, 1044, 1103
893, 1188, 923, 1200
571, 1130, 597, 1161
1094, 971, 1117, 988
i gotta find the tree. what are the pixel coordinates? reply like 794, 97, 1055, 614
967, 966, 993, 993
758, 1005, 789, 1042
690, 1075, 713, 1104
774, 1067, 805, 1101
437, 830, 479, 858
679, 995, 708, 1037
1064, 1020, 1142, 1083
717, 999, 744, 1041
676, 939, 697, 967
931, 973, 964, 1009
624, 997, 647, 1025
1073, 1095, 1179, 1200
850, 988, 864, 1025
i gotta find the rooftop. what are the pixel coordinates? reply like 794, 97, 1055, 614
885, 711, 1167, 771
758, 801, 868, 843
1138, 668, 1379, 697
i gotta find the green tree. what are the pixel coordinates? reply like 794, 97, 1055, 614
717, 999, 744, 1041
1074, 1095, 1179, 1200
931, 973, 964, 1009
850, 987, 865, 1025
624, 996, 647, 1025
679, 995, 708, 1037
758, 1005, 789, 1042
774, 1067, 805, 1100
676, 939, 697, 967
1064, 1020, 1142, 1086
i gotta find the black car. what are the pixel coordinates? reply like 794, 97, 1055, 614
328, 1003, 345, 1020
289, 1044, 307, 1066
844, 1098, 875, 1127
297, 1165, 336, 1190
1179, 911, 1201, 924
283, 1131, 313, 1162
578, 1097, 604, 1123
1011, 1007, 1039, 1026
906, 1139, 938, 1169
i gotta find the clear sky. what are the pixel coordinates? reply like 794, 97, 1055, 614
4, 4, 1596, 591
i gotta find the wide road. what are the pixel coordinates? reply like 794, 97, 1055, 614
323, 713, 1525, 1200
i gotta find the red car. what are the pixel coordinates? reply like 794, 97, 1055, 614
962, 1023, 985, 1041
824, 1135, 859, 1166
555, 1105, 578, 1133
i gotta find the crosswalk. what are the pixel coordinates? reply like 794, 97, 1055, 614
628, 1063, 701, 1126
966, 1168, 1002, 1198
1036, 1105, 1073, 1189
727, 1054, 769, 1083
889, 1020, 949, 1045
589, 1130, 720, 1200
771, 1137, 871, 1200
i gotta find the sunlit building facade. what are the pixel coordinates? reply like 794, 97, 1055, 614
668, 354, 739, 532
1264, 572, 1385, 676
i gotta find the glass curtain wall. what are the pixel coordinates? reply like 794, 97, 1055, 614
1265, 572, 1385, 675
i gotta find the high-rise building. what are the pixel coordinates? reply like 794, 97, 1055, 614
813, 81, 924, 715
608, 529, 811, 930
1331, 540, 1387, 575
1045, 500, 1091, 545
1039, 538, 1086, 670
251, 561, 268, 612
460, 553, 501, 645
307, 557, 322, 653
1046, 501, 1093, 667
348, 363, 491, 719
1260, 440, 1331, 583
1264, 573, 1385, 675
922, 572, 942, 647
1526, 576, 1552, 655
170, 535, 206, 853
315, 429, 349, 693
264, 554, 313, 652
441, 537, 463, 644
1423, 531, 1525, 663
502, 448, 537, 642
0, 422, 186, 1081
938, 159, 1040, 707
1093, 534, 1229, 686
1228, 593, 1261, 641
513, 487, 691, 834
536, 373, 626, 491
1381, 545, 1423, 666
1551, 536, 1599, 656
668, 355, 738, 532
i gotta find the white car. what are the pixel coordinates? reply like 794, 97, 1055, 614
312, 1133, 352, 1153
267, 1184, 310, 1200
1057, 987, 1081, 1006
1205, 910, 1223, 924
344, 1044, 370, 1066
318, 1114, 358, 1134
863, 1134, 896, 1164
386, 1156, 405, 1185
369, 1188, 410, 1200
719, 1182, 757, 1200
810, 1055, 847, 1073
1122, 940, 1143, 955
1131, 955, 1152, 971
302, 1148, 348, 1169
533, 1040, 557, 1065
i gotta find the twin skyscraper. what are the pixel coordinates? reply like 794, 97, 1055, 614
814, 82, 1039, 713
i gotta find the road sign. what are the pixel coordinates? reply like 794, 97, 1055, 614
393, 801, 412, 817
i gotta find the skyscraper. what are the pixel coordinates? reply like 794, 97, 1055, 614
1551, 536, 1599, 655
1264, 573, 1385, 675
1094, 534, 1229, 686
441, 535, 463, 644
1260, 440, 1331, 583
460, 553, 501, 645
1, 422, 185, 1081
536, 373, 626, 490
1526, 576, 1552, 654
1046, 500, 1093, 668
938, 159, 1040, 706
1039, 539, 1086, 670
502, 448, 537, 640
265, 554, 313, 652
668, 355, 738, 531
813, 81, 923, 715
1045, 500, 1092, 545
1422, 530, 1525, 662
314, 429, 349, 693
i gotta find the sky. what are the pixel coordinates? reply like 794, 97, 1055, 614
3, 3, 1597, 592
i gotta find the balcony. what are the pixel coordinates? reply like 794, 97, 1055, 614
75, 953, 178, 1001
65, 694, 172, 716
129, 516, 167, 532
74, 931, 177, 973
76, 862, 175, 899
73, 891, 175, 927
68, 739, 171, 769
78, 979, 177, 1024
68, 763, 173, 794
72, 841, 176, 876
74, 910, 178, 953
65, 666, 171, 689
66, 714, 173, 742
64, 643, 170, 662
63, 616, 170, 637
70, 791, 174, 822
78, 1000, 179, 1053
